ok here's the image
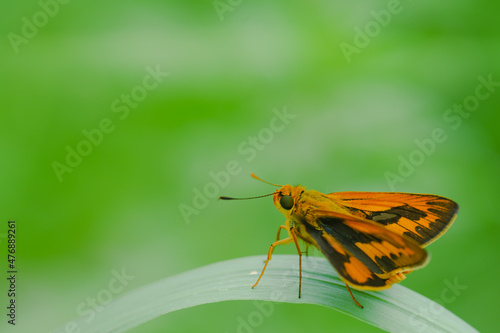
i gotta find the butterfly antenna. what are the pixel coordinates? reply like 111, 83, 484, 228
219, 174, 281, 200
219, 191, 276, 201
250, 173, 282, 187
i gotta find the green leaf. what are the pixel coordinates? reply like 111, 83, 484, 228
53, 255, 477, 333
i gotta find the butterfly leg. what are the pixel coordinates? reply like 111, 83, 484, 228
303, 243, 309, 257
252, 230, 293, 289
345, 283, 364, 309
289, 227, 303, 298
275, 225, 289, 242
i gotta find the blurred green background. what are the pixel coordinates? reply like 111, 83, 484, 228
1, 0, 499, 332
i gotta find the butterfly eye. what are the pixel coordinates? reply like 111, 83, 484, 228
280, 195, 294, 210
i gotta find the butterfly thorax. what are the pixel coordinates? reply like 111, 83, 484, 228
273, 185, 352, 247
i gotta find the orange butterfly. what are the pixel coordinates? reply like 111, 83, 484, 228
221, 174, 459, 308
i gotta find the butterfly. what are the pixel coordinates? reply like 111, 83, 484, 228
220, 174, 459, 308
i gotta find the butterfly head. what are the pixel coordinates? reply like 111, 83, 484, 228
273, 184, 305, 217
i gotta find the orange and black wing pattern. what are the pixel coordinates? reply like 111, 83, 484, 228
302, 210, 428, 289
327, 192, 459, 246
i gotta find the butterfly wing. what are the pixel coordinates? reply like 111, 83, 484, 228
300, 210, 428, 290
327, 192, 459, 246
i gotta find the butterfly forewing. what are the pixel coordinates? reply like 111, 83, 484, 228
327, 192, 459, 246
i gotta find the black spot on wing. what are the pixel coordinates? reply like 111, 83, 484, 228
371, 213, 400, 223
428, 207, 457, 224
366, 204, 427, 226
404, 231, 425, 244
375, 256, 396, 271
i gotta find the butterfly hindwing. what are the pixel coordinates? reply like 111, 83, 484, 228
301, 210, 428, 289
327, 192, 459, 246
